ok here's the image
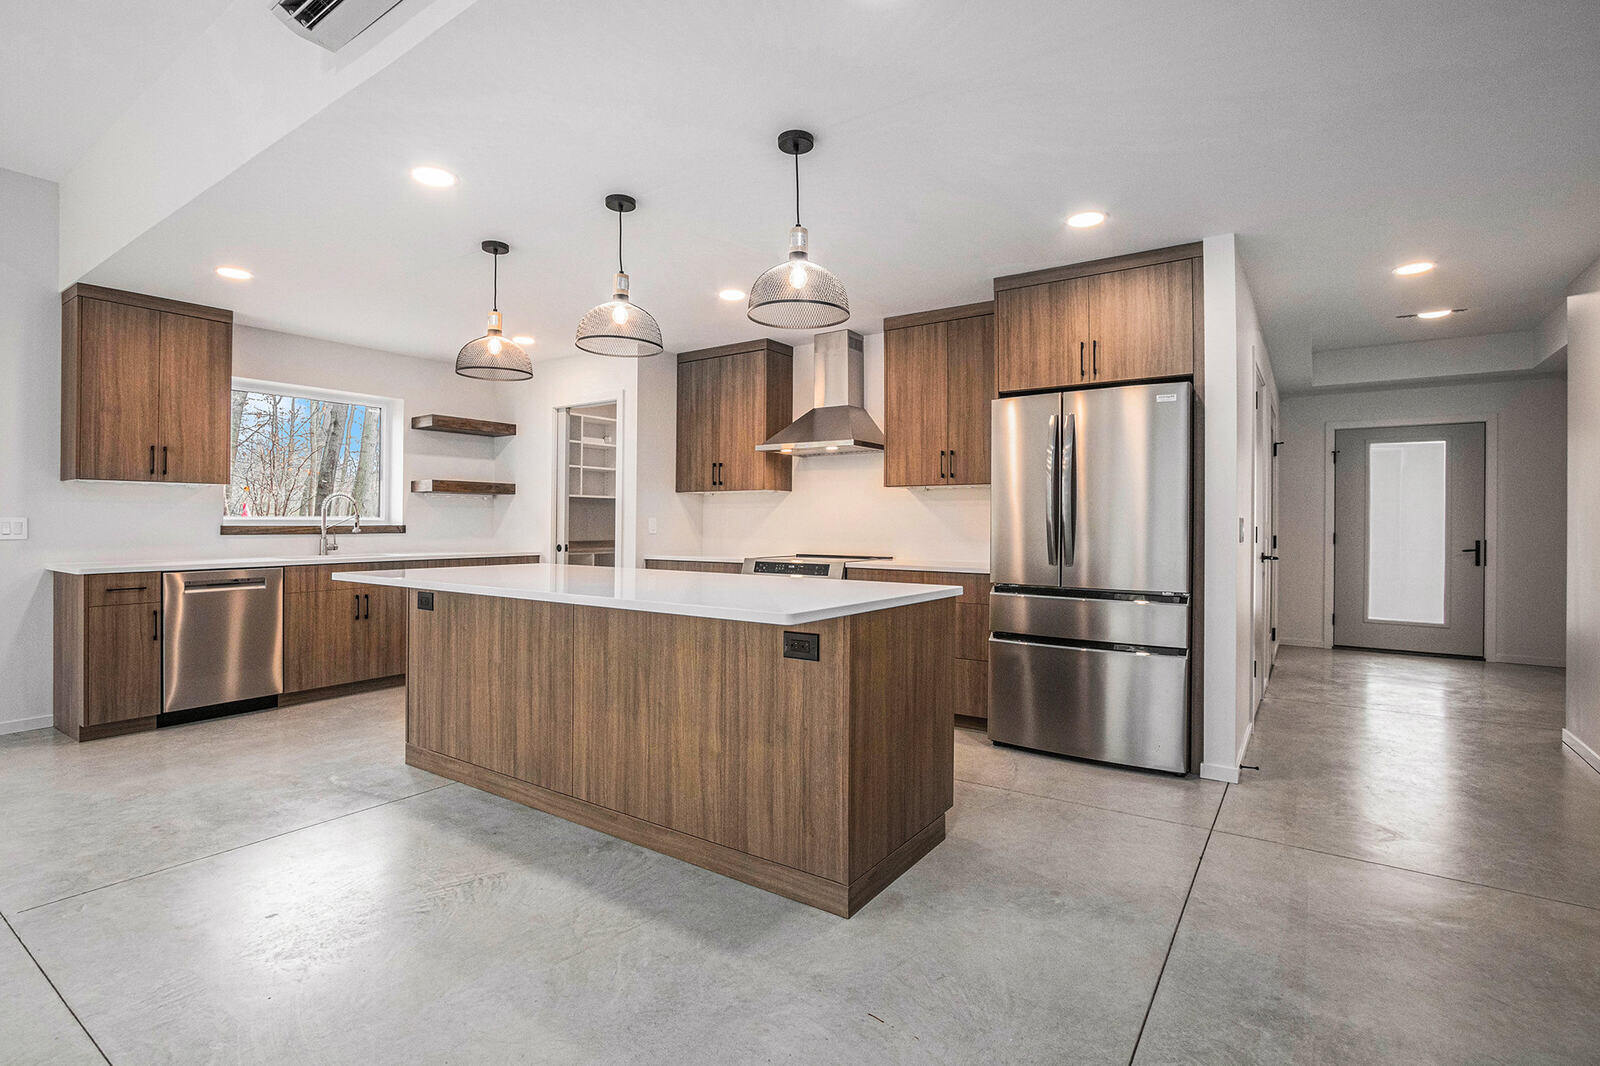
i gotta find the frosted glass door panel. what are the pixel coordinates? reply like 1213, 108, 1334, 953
1366, 440, 1447, 624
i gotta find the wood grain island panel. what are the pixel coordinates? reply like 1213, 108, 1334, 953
403, 590, 954, 916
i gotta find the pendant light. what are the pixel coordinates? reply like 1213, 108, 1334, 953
456, 240, 532, 381
574, 194, 663, 357
747, 129, 849, 330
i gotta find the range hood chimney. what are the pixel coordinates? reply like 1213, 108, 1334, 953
757, 329, 885, 456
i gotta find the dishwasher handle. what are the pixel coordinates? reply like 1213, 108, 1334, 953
182, 579, 270, 593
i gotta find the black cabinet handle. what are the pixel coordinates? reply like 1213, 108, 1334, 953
152, 609, 159, 641
950, 449, 957, 479
106, 585, 148, 593
161, 445, 168, 477
363, 593, 370, 620
1079, 341, 1085, 378
1092, 340, 1099, 377
939, 450, 946, 479
354, 594, 360, 620
149, 445, 156, 476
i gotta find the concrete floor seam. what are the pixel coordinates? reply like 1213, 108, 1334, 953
1, 911, 110, 1066
953, 772, 1223, 831
1126, 782, 1230, 1065
1205, 826, 1600, 914
14, 781, 455, 916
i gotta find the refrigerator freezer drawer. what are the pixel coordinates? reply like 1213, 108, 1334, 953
991, 590, 1189, 649
987, 638, 1189, 773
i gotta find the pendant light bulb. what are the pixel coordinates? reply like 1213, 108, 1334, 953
574, 194, 664, 357
748, 130, 849, 329
456, 241, 532, 381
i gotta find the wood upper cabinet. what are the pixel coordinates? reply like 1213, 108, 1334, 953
62, 285, 232, 483
994, 246, 1200, 393
883, 303, 994, 487
675, 339, 793, 493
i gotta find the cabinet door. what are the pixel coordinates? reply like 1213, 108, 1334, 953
717, 351, 790, 491
158, 313, 232, 484
367, 587, 408, 679
994, 279, 1089, 393
1087, 260, 1194, 383
676, 358, 720, 492
283, 590, 365, 692
944, 314, 995, 486
84, 603, 161, 725
883, 322, 949, 487
75, 298, 162, 481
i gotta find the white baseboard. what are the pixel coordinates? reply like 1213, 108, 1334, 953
0, 715, 52, 736
1492, 653, 1566, 668
1200, 761, 1240, 783
1564, 729, 1600, 776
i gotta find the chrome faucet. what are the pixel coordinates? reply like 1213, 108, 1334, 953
318, 492, 362, 555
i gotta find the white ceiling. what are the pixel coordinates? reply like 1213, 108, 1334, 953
0, 0, 238, 180
34, 0, 1600, 390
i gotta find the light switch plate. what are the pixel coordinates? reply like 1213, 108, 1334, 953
647, 517, 658, 535
0, 517, 27, 540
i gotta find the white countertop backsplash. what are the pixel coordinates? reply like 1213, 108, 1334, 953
336, 563, 961, 625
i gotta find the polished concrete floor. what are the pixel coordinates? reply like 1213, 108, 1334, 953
2, 647, 1597, 1064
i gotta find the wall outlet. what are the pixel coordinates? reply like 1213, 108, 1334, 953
647, 517, 658, 535
0, 517, 26, 540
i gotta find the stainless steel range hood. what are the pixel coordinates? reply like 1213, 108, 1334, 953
757, 329, 885, 456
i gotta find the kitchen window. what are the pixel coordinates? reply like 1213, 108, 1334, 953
223, 379, 402, 528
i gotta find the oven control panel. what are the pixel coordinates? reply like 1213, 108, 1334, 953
751, 560, 833, 577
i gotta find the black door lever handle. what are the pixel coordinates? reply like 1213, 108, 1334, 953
1460, 540, 1485, 566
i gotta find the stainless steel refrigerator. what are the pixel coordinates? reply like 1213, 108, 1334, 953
989, 381, 1193, 773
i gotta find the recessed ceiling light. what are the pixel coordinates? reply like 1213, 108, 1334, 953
1393, 261, 1435, 276
410, 165, 458, 188
1398, 308, 1466, 320
1066, 211, 1107, 228
511, 335, 534, 345
215, 266, 253, 280
718, 288, 746, 301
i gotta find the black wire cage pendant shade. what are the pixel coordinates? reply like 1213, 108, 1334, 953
456, 240, 533, 381
747, 129, 850, 330
575, 194, 663, 358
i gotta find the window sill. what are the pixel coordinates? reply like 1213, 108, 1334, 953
220, 524, 406, 536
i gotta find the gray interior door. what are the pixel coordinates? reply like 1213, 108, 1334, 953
1333, 423, 1486, 657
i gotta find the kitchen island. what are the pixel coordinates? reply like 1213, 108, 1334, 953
335, 564, 961, 916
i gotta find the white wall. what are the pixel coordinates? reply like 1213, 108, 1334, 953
1200, 234, 1279, 783
1566, 253, 1600, 769
693, 332, 991, 564
501, 354, 640, 566
634, 349, 702, 561
0, 166, 524, 733
1275, 375, 1567, 667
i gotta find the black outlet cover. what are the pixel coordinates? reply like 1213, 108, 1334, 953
783, 631, 820, 661
418, 591, 434, 611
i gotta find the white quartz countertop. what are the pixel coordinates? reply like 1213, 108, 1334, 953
48, 550, 535, 576
335, 563, 961, 625
642, 554, 990, 575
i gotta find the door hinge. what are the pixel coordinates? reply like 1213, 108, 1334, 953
1273, 440, 1284, 457
1252, 659, 1258, 678
1332, 532, 1337, 545
1331, 613, 1336, 626
1270, 626, 1277, 641
1272, 533, 1278, 549
1331, 449, 1338, 464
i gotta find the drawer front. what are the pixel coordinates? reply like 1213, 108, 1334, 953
951, 657, 988, 720
85, 572, 162, 606
990, 590, 1188, 649
645, 559, 742, 574
847, 568, 989, 603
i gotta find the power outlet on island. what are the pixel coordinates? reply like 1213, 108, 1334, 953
783, 631, 820, 661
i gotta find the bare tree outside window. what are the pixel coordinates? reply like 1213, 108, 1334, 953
225, 388, 384, 519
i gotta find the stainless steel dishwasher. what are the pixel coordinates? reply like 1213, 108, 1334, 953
163, 568, 284, 715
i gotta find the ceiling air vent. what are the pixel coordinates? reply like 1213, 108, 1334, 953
272, 0, 407, 51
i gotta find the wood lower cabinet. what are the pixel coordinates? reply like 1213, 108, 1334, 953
883, 303, 994, 487
994, 245, 1200, 393
54, 573, 163, 740
61, 285, 232, 483
846, 568, 991, 721
675, 339, 793, 493
643, 559, 743, 574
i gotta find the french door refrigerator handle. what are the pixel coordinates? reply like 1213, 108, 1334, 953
1061, 411, 1076, 565
1045, 413, 1061, 566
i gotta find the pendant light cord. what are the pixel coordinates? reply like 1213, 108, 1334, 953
794, 150, 802, 226
491, 251, 499, 312
617, 210, 625, 273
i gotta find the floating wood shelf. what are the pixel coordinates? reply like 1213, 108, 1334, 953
410, 414, 517, 437
410, 479, 516, 496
